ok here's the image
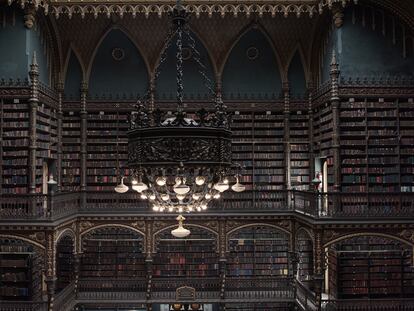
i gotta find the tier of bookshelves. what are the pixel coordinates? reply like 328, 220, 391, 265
86, 110, 130, 192
290, 111, 310, 190
56, 236, 74, 293
340, 97, 414, 192
225, 303, 291, 310
80, 227, 145, 280
296, 232, 313, 281
62, 111, 81, 191
227, 226, 289, 277
330, 236, 414, 299
153, 227, 218, 277
0, 238, 42, 301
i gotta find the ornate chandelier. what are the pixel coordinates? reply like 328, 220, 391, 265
115, 0, 245, 215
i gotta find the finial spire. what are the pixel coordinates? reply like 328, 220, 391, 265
330, 49, 337, 66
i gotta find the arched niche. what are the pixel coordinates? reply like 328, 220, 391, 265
153, 225, 219, 279
320, 4, 414, 82
55, 235, 75, 293
0, 7, 49, 84
88, 29, 149, 100
325, 235, 414, 299
80, 226, 146, 291
64, 50, 83, 100
0, 237, 44, 302
155, 30, 215, 100
222, 28, 282, 100
287, 51, 307, 99
295, 229, 313, 282
227, 225, 290, 278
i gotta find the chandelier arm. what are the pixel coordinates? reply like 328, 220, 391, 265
184, 26, 216, 101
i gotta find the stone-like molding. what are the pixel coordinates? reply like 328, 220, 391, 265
9, 0, 354, 19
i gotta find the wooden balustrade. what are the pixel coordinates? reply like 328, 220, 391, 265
0, 301, 47, 311
322, 298, 414, 311
1, 191, 413, 220
296, 280, 318, 311
53, 282, 76, 311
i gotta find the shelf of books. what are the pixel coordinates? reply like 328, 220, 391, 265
36, 102, 58, 193
252, 111, 285, 208
331, 236, 414, 299
327, 248, 337, 298
0, 238, 42, 301
56, 236, 74, 293
1, 99, 30, 194
80, 227, 145, 281
86, 109, 129, 192
296, 231, 313, 281
62, 110, 81, 191
399, 97, 414, 192
153, 226, 218, 277
313, 103, 334, 191
227, 226, 289, 277
340, 98, 367, 192
366, 98, 400, 192
290, 110, 310, 190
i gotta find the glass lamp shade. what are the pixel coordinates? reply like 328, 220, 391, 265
173, 183, 190, 195
171, 224, 191, 238
161, 194, 170, 201
47, 175, 57, 185
176, 193, 186, 201
195, 176, 206, 186
149, 194, 156, 200
213, 192, 221, 199
214, 181, 230, 192
156, 176, 167, 186
205, 193, 212, 200
201, 204, 208, 210
132, 182, 148, 193
152, 205, 160, 211
115, 178, 129, 193
232, 182, 246, 192
192, 193, 201, 200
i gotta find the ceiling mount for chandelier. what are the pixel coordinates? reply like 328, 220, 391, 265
115, 0, 245, 215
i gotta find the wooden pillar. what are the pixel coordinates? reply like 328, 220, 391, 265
56, 81, 64, 192
283, 82, 291, 190
45, 231, 57, 311
313, 230, 325, 311
330, 51, 341, 192
308, 83, 315, 185
28, 52, 39, 194
218, 219, 227, 300
80, 82, 88, 192
145, 220, 154, 301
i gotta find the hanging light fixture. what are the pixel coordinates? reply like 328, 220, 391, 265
171, 215, 191, 238
115, 0, 245, 216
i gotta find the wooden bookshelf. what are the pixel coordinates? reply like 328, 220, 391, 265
0, 238, 42, 301
80, 227, 145, 280
153, 226, 218, 278
227, 226, 289, 277
331, 236, 414, 299
399, 98, 414, 192
225, 302, 291, 310
62, 110, 81, 191
296, 232, 313, 281
290, 110, 310, 191
56, 236, 74, 293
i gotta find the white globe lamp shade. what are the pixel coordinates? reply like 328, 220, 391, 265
115, 177, 129, 193
174, 184, 190, 195
214, 182, 229, 193
195, 176, 206, 186
156, 176, 167, 186
132, 182, 148, 193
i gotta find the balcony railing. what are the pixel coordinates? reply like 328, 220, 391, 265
1, 190, 413, 221
322, 298, 414, 311
0, 301, 47, 311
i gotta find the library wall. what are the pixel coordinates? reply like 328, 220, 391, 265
0, 238, 44, 302
327, 235, 414, 299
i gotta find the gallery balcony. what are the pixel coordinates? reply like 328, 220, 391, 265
0, 190, 413, 222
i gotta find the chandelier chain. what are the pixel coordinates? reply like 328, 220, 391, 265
176, 24, 184, 111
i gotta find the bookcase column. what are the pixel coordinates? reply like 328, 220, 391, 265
330, 51, 341, 192
283, 82, 291, 190
80, 82, 88, 193
28, 53, 39, 194
56, 81, 64, 192
307, 83, 315, 182
145, 220, 154, 301
45, 232, 57, 311
313, 230, 325, 311
73, 251, 81, 299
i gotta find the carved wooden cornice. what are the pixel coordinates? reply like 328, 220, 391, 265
9, 0, 354, 19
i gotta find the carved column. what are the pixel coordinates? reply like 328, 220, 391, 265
56, 81, 64, 192
313, 230, 325, 311
145, 220, 154, 301
218, 219, 227, 301
28, 52, 39, 194
74, 251, 82, 298
215, 73, 223, 100
45, 232, 57, 311
308, 82, 315, 185
80, 82, 88, 193
283, 82, 291, 190
330, 51, 341, 192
